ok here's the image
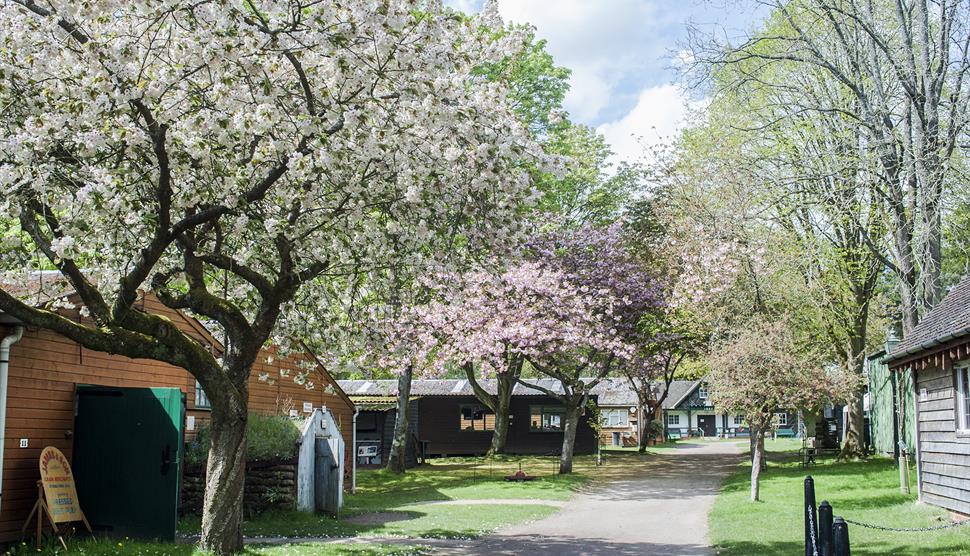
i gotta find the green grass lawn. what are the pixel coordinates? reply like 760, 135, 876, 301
6, 539, 430, 556
177, 449, 672, 541
178, 452, 634, 541
710, 451, 970, 555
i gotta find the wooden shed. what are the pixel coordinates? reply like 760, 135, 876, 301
886, 275, 970, 517
0, 289, 354, 542
339, 379, 599, 462
864, 341, 916, 458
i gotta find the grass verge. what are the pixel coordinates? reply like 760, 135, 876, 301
710, 452, 970, 555
5, 539, 430, 556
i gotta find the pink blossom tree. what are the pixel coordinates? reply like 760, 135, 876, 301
426, 224, 664, 470
707, 320, 856, 501
618, 310, 708, 451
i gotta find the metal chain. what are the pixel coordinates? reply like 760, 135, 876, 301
842, 517, 970, 532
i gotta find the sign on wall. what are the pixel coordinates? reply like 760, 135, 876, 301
39, 447, 83, 523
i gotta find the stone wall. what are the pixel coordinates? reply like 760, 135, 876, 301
181, 458, 298, 516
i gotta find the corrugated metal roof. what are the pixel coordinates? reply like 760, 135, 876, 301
339, 378, 576, 397
338, 377, 697, 408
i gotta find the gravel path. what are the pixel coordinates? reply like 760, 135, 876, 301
230, 440, 744, 555
437, 440, 744, 556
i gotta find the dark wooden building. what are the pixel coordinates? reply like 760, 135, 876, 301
886, 275, 970, 518
339, 379, 599, 462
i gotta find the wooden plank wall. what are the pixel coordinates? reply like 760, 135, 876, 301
915, 365, 970, 515
0, 299, 354, 543
0, 309, 205, 542
187, 346, 355, 479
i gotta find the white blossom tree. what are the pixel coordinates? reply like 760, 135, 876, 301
0, 1, 542, 552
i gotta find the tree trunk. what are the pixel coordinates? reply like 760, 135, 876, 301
386, 368, 413, 473
841, 395, 866, 459
200, 401, 248, 555
559, 402, 581, 474
488, 373, 513, 456
750, 425, 765, 502
639, 415, 653, 453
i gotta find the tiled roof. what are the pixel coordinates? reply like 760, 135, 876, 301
888, 275, 970, 361
664, 380, 701, 409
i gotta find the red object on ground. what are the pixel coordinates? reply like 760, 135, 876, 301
505, 470, 536, 482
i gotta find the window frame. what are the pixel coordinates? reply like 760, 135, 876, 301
195, 380, 211, 410
459, 403, 494, 432
956, 364, 970, 434
529, 405, 566, 433
734, 414, 745, 425
776, 413, 789, 426
666, 413, 681, 426
601, 409, 630, 428
698, 386, 709, 400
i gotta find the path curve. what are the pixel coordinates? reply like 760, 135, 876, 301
440, 440, 743, 556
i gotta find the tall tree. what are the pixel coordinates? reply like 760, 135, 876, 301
0, 2, 540, 552
697, 0, 970, 333
689, 14, 892, 456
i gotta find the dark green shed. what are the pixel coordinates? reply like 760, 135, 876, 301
865, 342, 916, 457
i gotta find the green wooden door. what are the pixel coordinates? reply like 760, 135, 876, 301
72, 386, 184, 540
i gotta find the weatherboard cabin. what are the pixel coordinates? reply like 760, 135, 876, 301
885, 275, 970, 517
0, 278, 354, 542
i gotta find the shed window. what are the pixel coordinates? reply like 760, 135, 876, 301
698, 386, 709, 400
195, 381, 211, 410
956, 365, 970, 432
601, 409, 630, 427
530, 406, 565, 432
460, 404, 495, 431
667, 414, 680, 426
776, 413, 788, 426
735, 414, 745, 425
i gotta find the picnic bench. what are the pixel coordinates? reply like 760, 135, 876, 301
800, 437, 839, 467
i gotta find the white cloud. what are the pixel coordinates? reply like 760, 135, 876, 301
596, 84, 698, 166
497, 0, 670, 124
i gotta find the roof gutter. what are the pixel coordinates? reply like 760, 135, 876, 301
351, 407, 359, 493
0, 325, 25, 515
886, 326, 970, 365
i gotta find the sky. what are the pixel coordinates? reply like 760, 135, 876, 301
445, 0, 766, 166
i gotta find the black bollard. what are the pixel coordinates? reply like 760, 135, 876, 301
818, 501, 834, 556
805, 476, 819, 556
833, 517, 851, 556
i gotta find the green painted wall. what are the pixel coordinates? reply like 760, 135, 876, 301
866, 351, 916, 456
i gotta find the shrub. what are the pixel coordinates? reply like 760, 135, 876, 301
186, 414, 304, 466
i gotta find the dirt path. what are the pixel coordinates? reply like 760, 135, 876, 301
436, 440, 744, 556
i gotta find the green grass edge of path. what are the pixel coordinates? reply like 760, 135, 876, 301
4, 540, 432, 556
709, 448, 970, 556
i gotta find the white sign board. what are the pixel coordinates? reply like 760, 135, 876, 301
303, 402, 313, 413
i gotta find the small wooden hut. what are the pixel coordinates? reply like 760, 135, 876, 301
886, 275, 970, 517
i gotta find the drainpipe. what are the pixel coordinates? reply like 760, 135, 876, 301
0, 326, 25, 515
351, 407, 359, 493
